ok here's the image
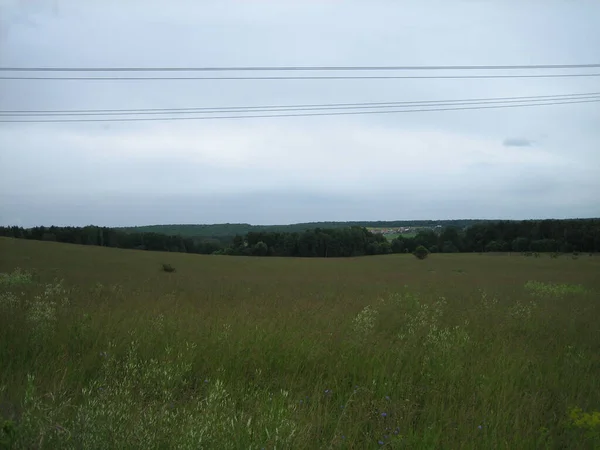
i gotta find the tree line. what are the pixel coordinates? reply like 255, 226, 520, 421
217, 219, 600, 257
393, 218, 600, 254
117, 219, 487, 238
1, 218, 598, 257
0, 226, 229, 255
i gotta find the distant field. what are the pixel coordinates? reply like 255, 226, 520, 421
367, 228, 418, 241
1, 237, 599, 448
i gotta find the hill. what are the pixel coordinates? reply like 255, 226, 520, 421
1, 238, 599, 448
117, 219, 488, 238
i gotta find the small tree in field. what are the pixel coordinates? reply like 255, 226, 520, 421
413, 245, 429, 260
161, 263, 176, 273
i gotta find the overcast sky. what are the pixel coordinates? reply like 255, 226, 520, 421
1, 0, 599, 227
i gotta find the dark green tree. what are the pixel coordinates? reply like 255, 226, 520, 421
413, 245, 429, 260
252, 241, 268, 256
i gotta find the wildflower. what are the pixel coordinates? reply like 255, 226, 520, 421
385, 395, 391, 401
478, 425, 482, 430
378, 440, 384, 445
381, 412, 387, 417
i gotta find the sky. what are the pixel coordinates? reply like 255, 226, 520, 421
1, 0, 599, 227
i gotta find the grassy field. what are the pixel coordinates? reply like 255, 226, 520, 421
383, 233, 417, 241
1, 237, 599, 449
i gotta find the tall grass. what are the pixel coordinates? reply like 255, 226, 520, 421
1, 238, 599, 449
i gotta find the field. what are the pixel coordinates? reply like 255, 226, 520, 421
1, 237, 599, 449
366, 228, 417, 241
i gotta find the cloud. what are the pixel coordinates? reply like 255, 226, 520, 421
503, 138, 534, 147
0, 120, 570, 197
1, 1, 600, 225
3, 118, 597, 227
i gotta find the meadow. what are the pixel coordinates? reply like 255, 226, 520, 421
1, 237, 599, 449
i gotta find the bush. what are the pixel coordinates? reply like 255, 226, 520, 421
0, 268, 34, 287
413, 245, 429, 260
161, 263, 176, 273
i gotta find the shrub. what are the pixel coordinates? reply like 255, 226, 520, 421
413, 245, 429, 260
524, 280, 588, 297
161, 263, 176, 273
0, 267, 34, 287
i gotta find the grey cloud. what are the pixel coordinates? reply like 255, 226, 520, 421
1, 1, 600, 225
503, 138, 534, 147
0, 190, 360, 228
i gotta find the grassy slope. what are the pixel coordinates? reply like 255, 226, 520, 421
1, 237, 599, 449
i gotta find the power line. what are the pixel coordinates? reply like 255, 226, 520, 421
2, 98, 598, 123
2, 63, 600, 72
3, 92, 599, 117
3, 73, 600, 81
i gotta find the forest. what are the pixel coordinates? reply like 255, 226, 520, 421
1, 218, 599, 257
116, 219, 486, 238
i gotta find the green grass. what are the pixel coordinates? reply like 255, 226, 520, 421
1, 237, 599, 449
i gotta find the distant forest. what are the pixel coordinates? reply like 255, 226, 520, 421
116, 220, 487, 238
1, 218, 599, 257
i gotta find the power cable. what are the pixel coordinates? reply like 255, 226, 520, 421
2, 97, 598, 123
2, 63, 600, 72
3, 92, 600, 117
3, 73, 600, 81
